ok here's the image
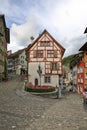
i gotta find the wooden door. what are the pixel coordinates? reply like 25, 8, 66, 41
35, 78, 38, 86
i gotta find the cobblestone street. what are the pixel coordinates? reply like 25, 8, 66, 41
0, 79, 87, 130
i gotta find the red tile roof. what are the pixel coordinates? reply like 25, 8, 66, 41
8, 48, 26, 58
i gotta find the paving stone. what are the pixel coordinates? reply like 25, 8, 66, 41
0, 78, 87, 130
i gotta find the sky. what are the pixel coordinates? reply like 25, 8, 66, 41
0, 0, 87, 57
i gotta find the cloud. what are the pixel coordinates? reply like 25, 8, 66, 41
1, 0, 87, 56
64, 35, 87, 56
8, 15, 41, 52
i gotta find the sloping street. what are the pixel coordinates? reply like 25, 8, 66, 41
0, 79, 87, 130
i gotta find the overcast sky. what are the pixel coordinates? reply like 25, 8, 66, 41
0, 0, 87, 57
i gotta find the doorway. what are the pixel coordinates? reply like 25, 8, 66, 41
35, 78, 38, 86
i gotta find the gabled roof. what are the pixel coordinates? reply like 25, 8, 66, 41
27, 29, 65, 56
8, 48, 26, 58
70, 52, 84, 68
79, 42, 87, 51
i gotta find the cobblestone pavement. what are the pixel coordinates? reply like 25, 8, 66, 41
0, 79, 87, 130
0, 79, 56, 130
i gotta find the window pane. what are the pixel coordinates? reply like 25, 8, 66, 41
37, 50, 43, 58
52, 63, 57, 70
47, 50, 54, 58
40, 41, 50, 46
44, 76, 51, 83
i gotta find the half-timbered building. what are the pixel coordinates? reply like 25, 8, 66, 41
26, 30, 65, 87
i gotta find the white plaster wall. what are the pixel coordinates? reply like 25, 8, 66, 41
28, 62, 45, 85
51, 75, 59, 87
28, 62, 59, 87
41, 75, 59, 87
19, 50, 27, 68
16, 65, 21, 75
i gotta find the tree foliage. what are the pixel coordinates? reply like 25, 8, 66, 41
62, 54, 75, 66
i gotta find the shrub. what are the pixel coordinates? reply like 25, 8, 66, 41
26, 87, 56, 93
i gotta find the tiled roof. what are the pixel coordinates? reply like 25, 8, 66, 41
70, 52, 84, 68
8, 48, 26, 58
26, 29, 65, 56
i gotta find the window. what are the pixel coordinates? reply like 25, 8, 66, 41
80, 68, 83, 73
37, 50, 43, 58
47, 50, 58, 58
78, 68, 83, 73
45, 63, 51, 74
85, 62, 87, 67
33, 51, 36, 58
78, 78, 83, 83
52, 63, 57, 70
81, 78, 83, 83
72, 71, 77, 76
54, 50, 58, 58
21, 56, 24, 59
44, 76, 51, 83
47, 50, 54, 58
21, 60, 24, 64
40, 41, 50, 46
77, 69, 79, 73
78, 78, 80, 83
85, 73, 87, 79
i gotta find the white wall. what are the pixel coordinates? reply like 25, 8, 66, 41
19, 50, 27, 69
28, 62, 59, 87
